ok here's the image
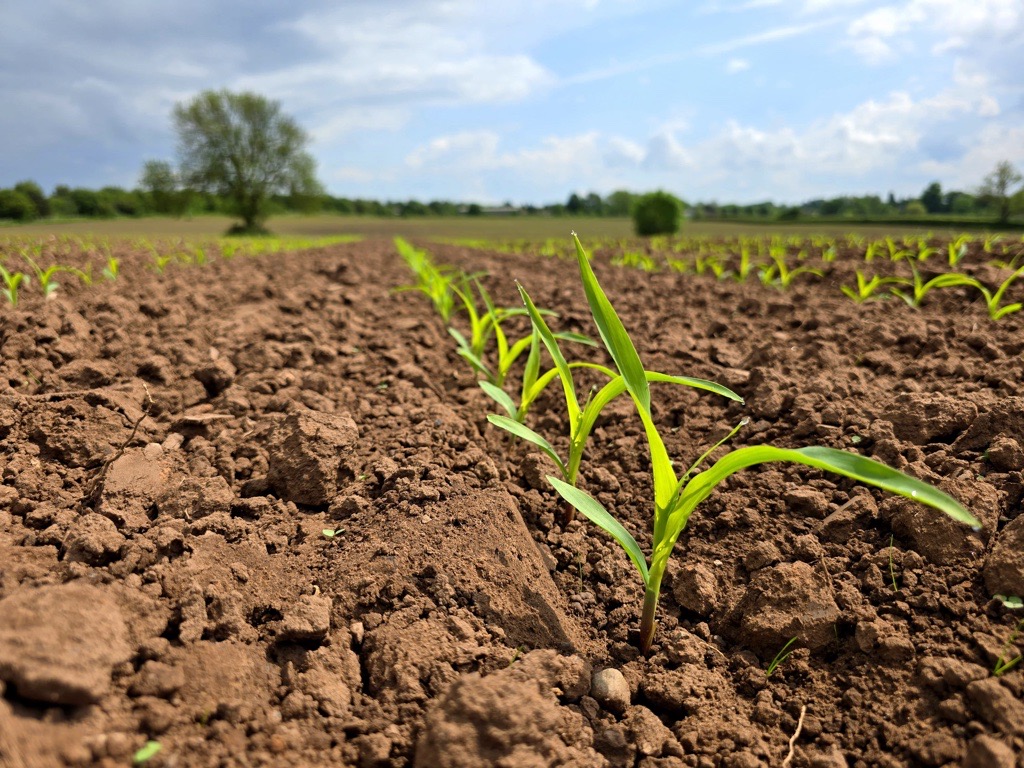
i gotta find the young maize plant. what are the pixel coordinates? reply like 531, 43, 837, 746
447, 275, 571, 386
101, 256, 120, 281
839, 271, 912, 303
22, 256, 90, 298
759, 249, 823, 289
889, 264, 982, 309
0, 264, 26, 307
947, 236, 969, 267
394, 237, 458, 322
968, 265, 1024, 321
546, 233, 981, 653
488, 258, 742, 525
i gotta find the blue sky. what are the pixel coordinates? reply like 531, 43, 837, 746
1, 0, 1022, 205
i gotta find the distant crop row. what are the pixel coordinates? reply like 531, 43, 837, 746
0, 234, 360, 306
450, 232, 1024, 321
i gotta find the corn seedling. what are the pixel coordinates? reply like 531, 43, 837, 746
488, 272, 741, 523
766, 637, 799, 677
889, 264, 979, 309
613, 249, 659, 272
102, 256, 120, 281
483, 284, 595, 381
546, 233, 982, 652
947, 235, 970, 266
1, 264, 26, 307
394, 237, 458, 322
448, 275, 533, 383
993, 595, 1023, 677
734, 243, 757, 282
967, 265, 1024, 320
480, 325, 596, 423
760, 250, 823, 289
840, 271, 911, 303
22, 256, 80, 299
885, 236, 912, 262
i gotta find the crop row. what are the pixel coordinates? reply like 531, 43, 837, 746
397, 234, 983, 654
0, 234, 360, 306
454, 233, 1024, 320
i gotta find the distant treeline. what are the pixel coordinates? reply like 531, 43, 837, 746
1, 179, 1021, 226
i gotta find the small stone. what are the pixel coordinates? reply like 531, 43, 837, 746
591, 668, 631, 715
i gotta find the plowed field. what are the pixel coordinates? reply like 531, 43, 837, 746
1, 237, 1022, 768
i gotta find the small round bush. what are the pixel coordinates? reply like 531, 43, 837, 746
632, 191, 681, 236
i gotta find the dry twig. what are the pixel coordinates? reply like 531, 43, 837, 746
782, 704, 807, 768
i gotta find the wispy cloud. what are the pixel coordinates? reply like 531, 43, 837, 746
696, 18, 841, 54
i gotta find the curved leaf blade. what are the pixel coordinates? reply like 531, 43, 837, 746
646, 372, 743, 403
547, 475, 649, 584
480, 381, 517, 419
487, 414, 567, 478
572, 233, 651, 415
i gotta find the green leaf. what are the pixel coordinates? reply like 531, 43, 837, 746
661, 445, 981, 564
133, 741, 162, 764
517, 283, 580, 428
449, 328, 492, 377
646, 372, 743, 403
547, 475, 649, 584
572, 233, 651, 416
480, 381, 517, 419
487, 414, 567, 478
553, 331, 599, 347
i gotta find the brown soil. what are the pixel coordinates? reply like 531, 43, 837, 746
1, 238, 1022, 768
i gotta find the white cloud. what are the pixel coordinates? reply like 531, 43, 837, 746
405, 131, 503, 170
918, 123, 1024, 190
726, 57, 751, 73
846, 0, 1024, 64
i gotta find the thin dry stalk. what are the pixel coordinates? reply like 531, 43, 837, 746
782, 704, 807, 768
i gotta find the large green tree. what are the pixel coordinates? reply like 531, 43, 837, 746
173, 90, 321, 233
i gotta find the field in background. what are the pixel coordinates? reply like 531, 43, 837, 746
3, 213, 1013, 243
